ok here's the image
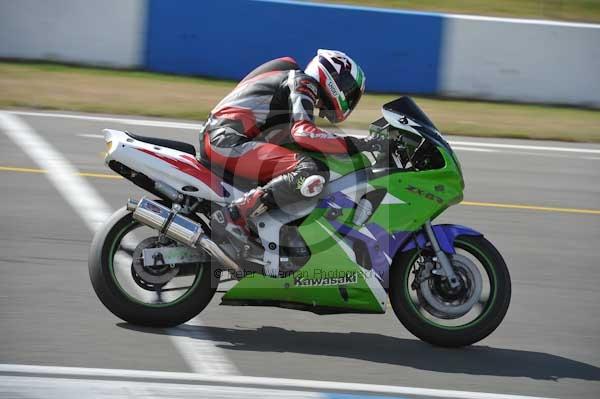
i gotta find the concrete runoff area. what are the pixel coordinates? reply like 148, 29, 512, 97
0, 111, 598, 399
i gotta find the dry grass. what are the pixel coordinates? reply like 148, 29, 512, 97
0, 62, 234, 120
1, 62, 599, 142
313, 0, 600, 23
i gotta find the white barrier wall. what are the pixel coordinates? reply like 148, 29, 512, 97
441, 16, 600, 107
0, 0, 146, 68
1, 1, 599, 108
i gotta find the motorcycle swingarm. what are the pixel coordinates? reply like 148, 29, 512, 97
142, 246, 211, 267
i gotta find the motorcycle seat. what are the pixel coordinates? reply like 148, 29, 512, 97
125, 132, 196, 156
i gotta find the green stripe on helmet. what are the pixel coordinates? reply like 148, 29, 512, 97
338, 95, 349, 112
356, 67, 364, 89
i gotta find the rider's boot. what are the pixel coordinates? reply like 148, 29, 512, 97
230, 187, 270, 232
212, 187, 270, 243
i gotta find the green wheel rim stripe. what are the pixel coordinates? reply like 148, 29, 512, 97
403, 238, 498, 331
107, 220, 203, 308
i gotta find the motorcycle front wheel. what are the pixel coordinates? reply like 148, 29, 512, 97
89, 206, 217, 327
389, 235, 511, 347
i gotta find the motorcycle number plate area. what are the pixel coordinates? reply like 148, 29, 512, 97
142, 246, 209, 266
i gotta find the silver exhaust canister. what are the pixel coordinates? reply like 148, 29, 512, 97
127, 197, 242, 274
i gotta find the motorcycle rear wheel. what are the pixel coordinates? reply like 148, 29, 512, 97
389, 235, 511, 347
89, 206, 217, 327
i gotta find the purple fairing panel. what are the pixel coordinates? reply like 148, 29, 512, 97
319, 194, 482, 288
327, 220, 412, 287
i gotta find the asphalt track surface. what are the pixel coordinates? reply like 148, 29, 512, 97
0, 110, 599, 398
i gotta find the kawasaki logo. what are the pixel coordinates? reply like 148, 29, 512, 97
294, 272, 357, 287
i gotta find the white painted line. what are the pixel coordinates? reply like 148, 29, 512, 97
497, 150, 600, 161
7, 109, 599, 156
448, 140, 600, 154
0, 113, 237, 376
0, 112, 112, 231
453, 147, 600, 160
0, 375, 320, 399
78, 133, 105, 139
74, 131, 596, 160
9, 110, 204, 130
74, 130, 594, 160
452, 146, 498, 153
0, 364, 557, 399
167, 316, 240, 375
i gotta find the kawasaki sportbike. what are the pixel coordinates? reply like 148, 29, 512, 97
89, 97, 511, 347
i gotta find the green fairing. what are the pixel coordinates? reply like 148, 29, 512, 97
222, 206, 385, 313
222, 152, 378, 311
368, 150, 463, 233
223, 145, 462, 313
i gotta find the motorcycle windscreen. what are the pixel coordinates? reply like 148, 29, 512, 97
382, 96, 454, 154
382, 96, 437, 131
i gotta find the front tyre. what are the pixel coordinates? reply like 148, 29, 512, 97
89, 207, 217, 327
389, 235, 511, 347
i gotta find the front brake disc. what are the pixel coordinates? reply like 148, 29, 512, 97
417, 253, 482, 319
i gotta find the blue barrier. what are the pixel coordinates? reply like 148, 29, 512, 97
145, 0, 444, 94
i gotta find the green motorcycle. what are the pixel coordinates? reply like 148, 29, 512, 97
89, 96, 511, 347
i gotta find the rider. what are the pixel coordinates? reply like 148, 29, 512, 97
200, 49, 386, 240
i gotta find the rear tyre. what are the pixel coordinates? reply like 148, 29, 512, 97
389, 235, 511, 347
89, 207, 217, 327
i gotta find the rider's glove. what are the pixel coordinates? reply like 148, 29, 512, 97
345, 135, 389, 153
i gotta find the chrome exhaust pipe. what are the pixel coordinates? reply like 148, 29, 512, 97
127, 197, 242, 274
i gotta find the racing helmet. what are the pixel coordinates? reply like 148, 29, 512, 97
305, 49, 366, 123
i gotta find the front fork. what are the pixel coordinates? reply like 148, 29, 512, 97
423, 221, 461, 289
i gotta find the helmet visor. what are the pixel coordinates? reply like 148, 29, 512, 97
337, 70, 363, 112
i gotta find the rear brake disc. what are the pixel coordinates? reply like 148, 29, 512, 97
131, 237, 179, 285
